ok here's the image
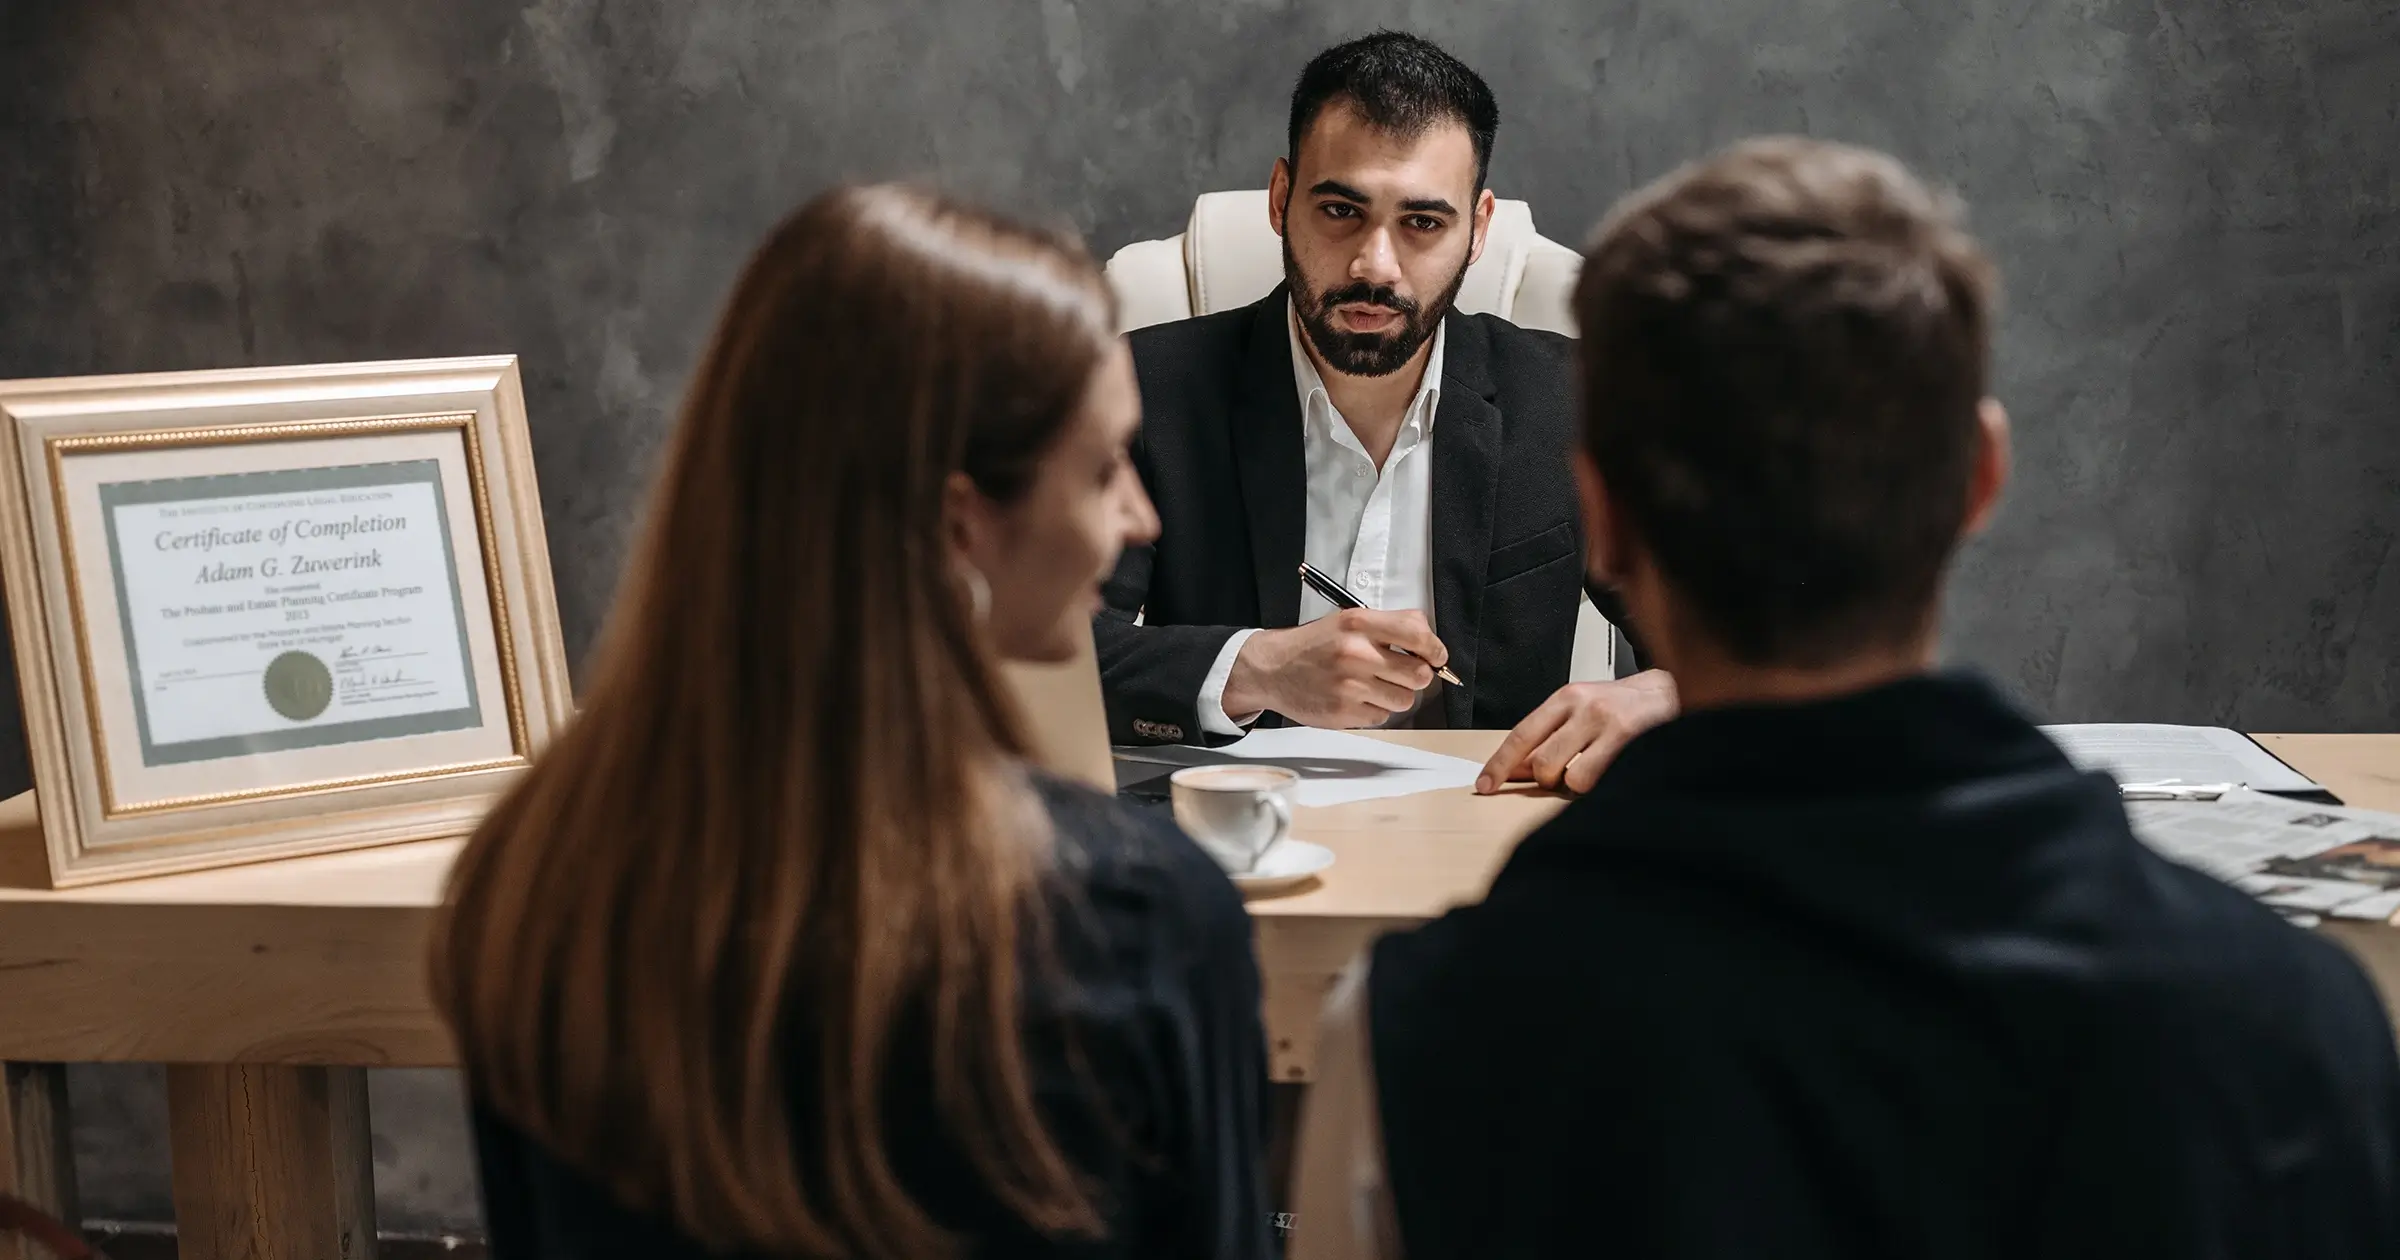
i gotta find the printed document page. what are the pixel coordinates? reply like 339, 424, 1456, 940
2040, 723, 2321, 793
1114, 727, 1482, 808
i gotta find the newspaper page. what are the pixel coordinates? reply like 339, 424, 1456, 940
2127, 791, 2400, 924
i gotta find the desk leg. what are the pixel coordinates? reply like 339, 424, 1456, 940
0, 1063, 79, 1260
167, 1065, 377, 1260
1266, 1081, 1305, 1217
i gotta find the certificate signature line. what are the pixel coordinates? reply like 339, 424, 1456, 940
152, 669, 268, 686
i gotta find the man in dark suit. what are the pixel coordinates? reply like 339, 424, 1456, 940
1291, 137, 2400, 1258
1098, 33, 1677, 791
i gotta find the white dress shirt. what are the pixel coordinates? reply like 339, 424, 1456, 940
1196, 302, 1445, 735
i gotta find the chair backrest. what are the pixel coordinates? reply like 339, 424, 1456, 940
995, 618, 1116, 790
1105, 190, 1583, 336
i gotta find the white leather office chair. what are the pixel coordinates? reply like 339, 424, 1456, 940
1105, 189, 1584, 333
998, 619, 1116, 792
1103, 191, 1626, 682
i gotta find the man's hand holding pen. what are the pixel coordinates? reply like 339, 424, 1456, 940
1222, 606, 1450, 729
1225, 563, 1680, 787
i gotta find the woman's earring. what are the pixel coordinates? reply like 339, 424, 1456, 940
956, 562, 991, 626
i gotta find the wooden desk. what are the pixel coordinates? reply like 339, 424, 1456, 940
0, 804, 454, 1260
1244, 731, 1562, 1082
0, 732, 2393, 1259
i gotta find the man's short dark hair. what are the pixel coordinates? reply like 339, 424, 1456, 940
1575, 137, 1998, 666
1288, 32, 1499, 190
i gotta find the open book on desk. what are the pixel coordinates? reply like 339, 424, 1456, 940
2040, 723, 2338, 804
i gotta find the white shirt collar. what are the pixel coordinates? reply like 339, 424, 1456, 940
1287, 297, 1446, 442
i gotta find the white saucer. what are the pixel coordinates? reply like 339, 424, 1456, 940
1228, 840, 1335, 894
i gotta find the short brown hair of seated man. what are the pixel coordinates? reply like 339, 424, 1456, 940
1291, 137, 2400, 1260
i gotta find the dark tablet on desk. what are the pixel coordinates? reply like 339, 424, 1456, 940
1115, 754, 1177, 802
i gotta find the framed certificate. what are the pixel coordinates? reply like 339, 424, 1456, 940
0, 357, 574, 886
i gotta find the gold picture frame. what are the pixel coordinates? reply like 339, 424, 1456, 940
0, 357, 574, 886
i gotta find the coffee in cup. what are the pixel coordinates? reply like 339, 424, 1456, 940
1170, 765, 1299, 875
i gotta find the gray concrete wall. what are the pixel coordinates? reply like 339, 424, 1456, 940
1, 0, 2394, 1235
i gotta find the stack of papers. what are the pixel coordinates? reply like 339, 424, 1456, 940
1113, 727, 1483, 808
2041, 723, 2325, 796
2127, 790, 2400, 925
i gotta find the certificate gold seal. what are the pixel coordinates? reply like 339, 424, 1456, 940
262, 650, 334, 721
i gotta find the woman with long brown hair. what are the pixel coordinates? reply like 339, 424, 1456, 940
433, 185, 1271, 1259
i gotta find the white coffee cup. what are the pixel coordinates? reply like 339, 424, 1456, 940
1171, 765, 1298, 875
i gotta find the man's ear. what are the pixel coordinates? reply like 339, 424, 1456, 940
1574, 448, 1631, 586
1468, 186, 1497, 267
1269, 158, 1293, 237
1961, 397, 2011, 538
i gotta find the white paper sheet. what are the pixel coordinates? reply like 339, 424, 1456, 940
2127, 790, 2400, 920
1112, 727, 1484, 808
2039, 723, 2322, 793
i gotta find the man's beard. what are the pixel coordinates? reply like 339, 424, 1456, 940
1285, 230, 1471, 378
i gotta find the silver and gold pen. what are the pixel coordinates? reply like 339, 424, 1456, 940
1297, 561, 1463, 686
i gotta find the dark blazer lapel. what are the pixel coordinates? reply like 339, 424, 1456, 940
1228, 285, 1307, 628
1430, 312, 1502, 728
